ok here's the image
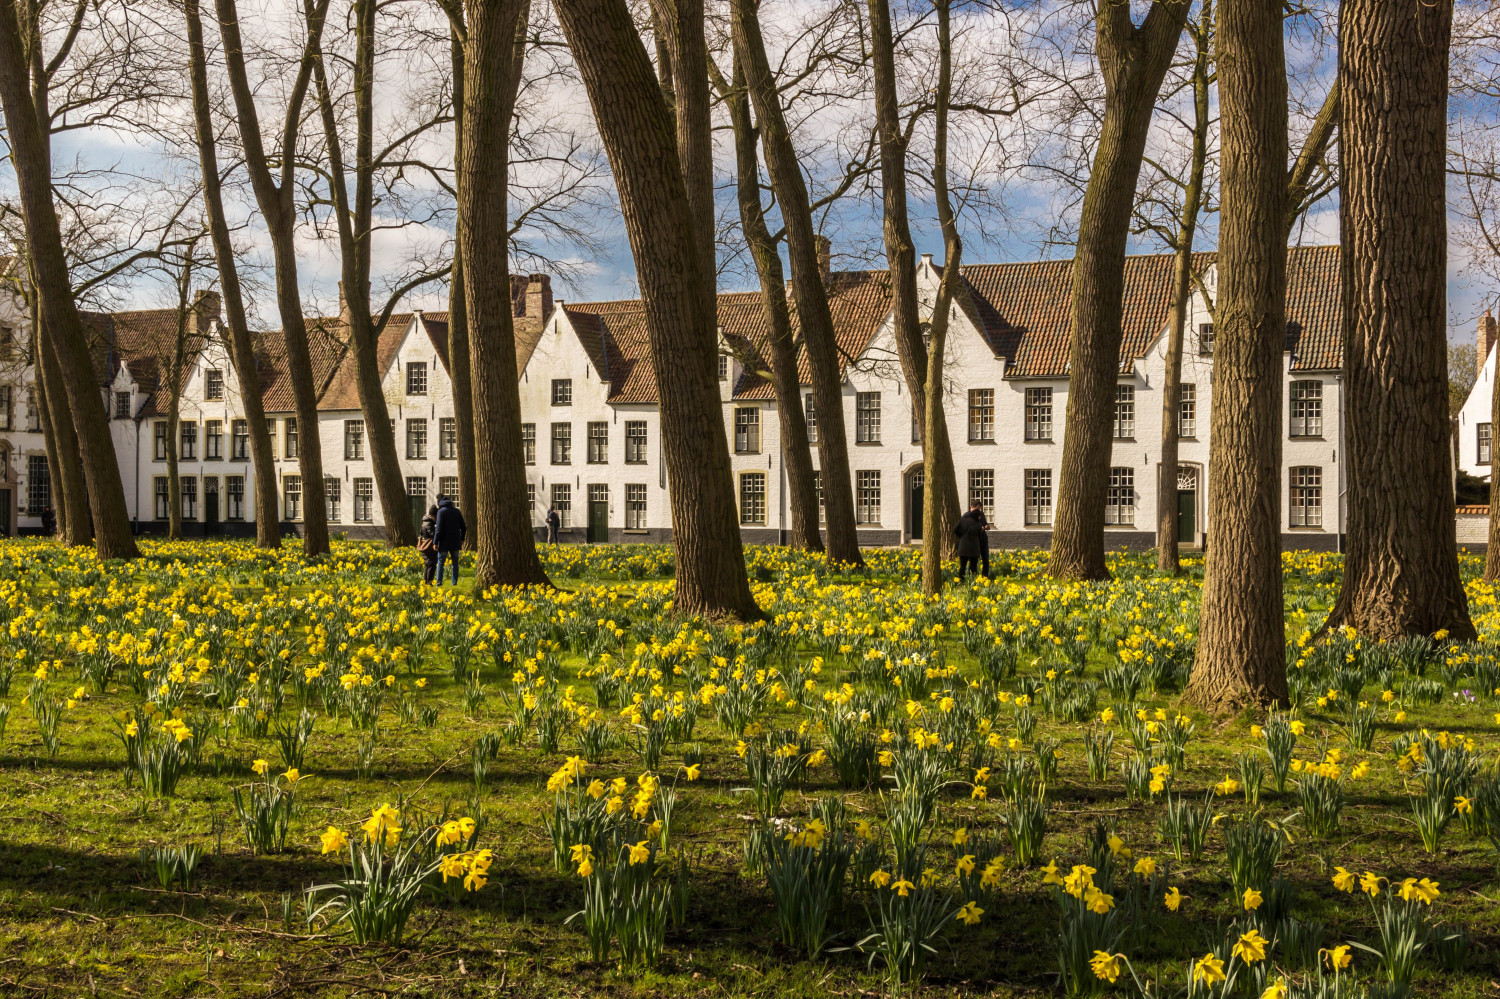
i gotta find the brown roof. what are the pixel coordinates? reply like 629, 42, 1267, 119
250, 325, 346, 414
315, 313, 413, 412
80, 303, 218, 416
422, 276, 551, 376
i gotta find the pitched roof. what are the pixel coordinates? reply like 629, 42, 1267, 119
251, 324, 346, 414
315, 313, 413, 412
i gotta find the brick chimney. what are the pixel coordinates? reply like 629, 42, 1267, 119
188, 288, 221, 337
525, 274, 553, 320
1481, 309, 1496, 379
815, 235, 832, 284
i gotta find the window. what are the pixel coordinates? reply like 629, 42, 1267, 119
1481, 424, 1494, 465
1025, 387, 1053, 441
589, 483, 609, 516
406, 478, 427, 521
180, 421, 198, 461
439, 417, 457, 460
855, 392, 881, 443
25, 389, 37, 431
154, 477, 169, 520
717, 353, 729, 380
587, 421, 609, 463
406, 418, 428, 460
285, 418, 299, 459
283, 475, 302, 520
1026, 469, 1053, 526
324, 476, 341, 523
1198, 323, 1214, 355
813, 470, 825, 523
528, 483, 535, 515
113, 390, 131, 419
226, 476, 245, 520
354, 478, 373, 522
1113, 385, 1135, 440
0, 387, 11, 431
206, 420, 223, 460
968, 389, 994, 442
552, 483, 572, 527
267, 418, 278, 459
911, 405, 922, 444
27, 455, 49, 515
1105, 467, 1134, 526
551, 379, 572, 405
1290, 381, 1323, 437
856, 470, 881, 524
522, 423, 536, 465
406, 361, 428, 396
206, 369, 224, 400
1179, 384, 1197, 438
439, 476, 459, 500
626, 483, 647, 529
804, 394, 817, 443
735, 408, 761, 453
1290, 466, 1323, 527
740, 472, 766, 525
336, 419, 361, 460
968, 469, 994, 513
154, 421, 168, 461
625, 421, 647, 463
551, 422, 572, 464
181, 476, 197, 520
232, 419, 249, 460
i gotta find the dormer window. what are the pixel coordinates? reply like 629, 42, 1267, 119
551, 379, 572, 405
205, 369, 224, 400
406, 361, 428, 396
114, 391, 132, 419
717, 353, 729, 380
1198, 323, 1214, 355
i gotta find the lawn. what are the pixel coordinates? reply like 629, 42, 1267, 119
1, 539, 1497, 998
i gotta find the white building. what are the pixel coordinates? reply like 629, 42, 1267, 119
0, 247, 1348, 550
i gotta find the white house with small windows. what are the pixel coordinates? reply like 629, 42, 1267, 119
0, 248, 1350, 549
1458, 310, 1500, 489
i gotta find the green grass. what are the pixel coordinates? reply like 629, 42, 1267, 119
0, 539, 1497, 997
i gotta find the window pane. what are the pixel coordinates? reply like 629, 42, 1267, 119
968, 389, 994, 442
1026, 468, 1053, 526
739, 473, 766, 524
856, 470, 881, 524
1105, 467, 1134, 525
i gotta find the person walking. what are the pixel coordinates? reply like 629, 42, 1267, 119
975, 504, 992, 579
434, 495, 467, 585
953, 502, 987, 583
40, 506, 56, 537
545, 505, 560, 545
417, 505, 439, 584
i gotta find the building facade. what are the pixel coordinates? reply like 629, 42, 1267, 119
0, 248, 1348, 550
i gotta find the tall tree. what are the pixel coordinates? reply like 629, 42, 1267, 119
713, 55, 823, 552
1185, 0, 1288, 711
456, 0, 551, 589
0, 0, 138, 559
33, 297, 88, 545
732, 0, 864, 568
921, 0, 962, 595
162, 248, 202, 542
1326, 0, 1474, 640
183, 0, 280, 548
448, 20, 477, 551
1048, 0, 1189, 581
553, 0, 758, 618
648, 0, 713, 269
866, 0, 961, 562
216, 0, 332, 556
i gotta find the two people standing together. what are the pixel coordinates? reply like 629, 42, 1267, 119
417, 495, 467, 585
953, 501, 991, 582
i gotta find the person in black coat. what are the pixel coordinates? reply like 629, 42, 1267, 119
975, 504, 991, 578
433, 496, 467, 585
417, 506, 439, 584
40, 507, 56, 537
545, 506, 560, 544
953, 504, 987, 582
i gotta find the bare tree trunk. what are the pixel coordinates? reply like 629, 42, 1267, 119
732, 0, 863, 568
1049, 0, 1188, 581
460, 0, 550, 590
449, 21, 478, 552
1158, 4, 1212, 575
1327, 0, 1474, 640
1185, 0, 1289, 712
184, 0, 279, 547
311, 0, 415, 548
717, 55, 822, 552
217, 0, 331, 557
0, 0, 137, 559
867, 0, 961, 561
31, 324, 63, 538
922, 0, 962, 595
34, 304, 89, 546
555, 0, 758, 618
165, 271, 192, 542
649, 0, 713, 270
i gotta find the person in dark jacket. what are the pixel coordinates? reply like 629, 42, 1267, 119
545, 506, 560, 544
433, 496, 467, 585
418, 506, 439, 584
952, 504, 987, 582
40, 507, 56, 537
975, 504, 991, 578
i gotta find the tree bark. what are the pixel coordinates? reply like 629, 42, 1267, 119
649, 0, 713, 270
922, 0, 961, 595
460, 0, 550, 590
217, 0, 331, 556
554, 0, 759, 618
867, 0, 960, 561
1327, 0, 1474, 640
184, 0, 279, 547
0, 0, 137, 559
1049, 0, 1188, 581
1185, 0, 1289, 712
31, 316, 63, 539
311, 0, 415, 548
165, 276, 191, 542
34, 302, 89, 546
717, 56, 822, 552
732, 0, 863, 568
449, 21, 478, 552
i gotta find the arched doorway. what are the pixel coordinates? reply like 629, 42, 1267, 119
905, 464, 924, 543
1176, 464, 1201, 546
